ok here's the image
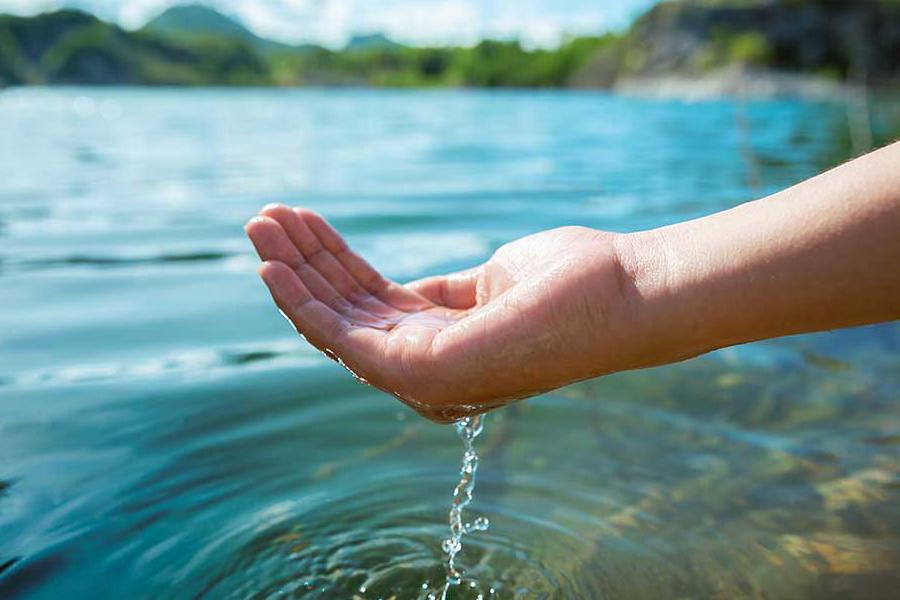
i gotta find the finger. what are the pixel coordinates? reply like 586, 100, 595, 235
406, 267, 481, 309
258, 260, 345, 346
247, 215, 379, 326
293, 207, 432, 312
261, 205, 394, 313
259, 260, 387, 382
295, 262, 395, 328
260, 204, 325, 257
264, 205, 366, 299
245, 216, 304, 268
298, 207, 389, 295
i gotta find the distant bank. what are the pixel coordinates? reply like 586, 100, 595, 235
1, 1, 899, 97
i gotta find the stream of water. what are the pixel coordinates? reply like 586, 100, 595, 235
1, 88, 898, 599
439, 415, 490, 598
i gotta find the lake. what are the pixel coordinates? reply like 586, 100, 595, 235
0, 88, 898, 599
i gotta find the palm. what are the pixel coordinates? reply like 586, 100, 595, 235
247, 205, 623, 422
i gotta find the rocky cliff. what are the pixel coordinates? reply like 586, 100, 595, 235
573, 0, 900, 89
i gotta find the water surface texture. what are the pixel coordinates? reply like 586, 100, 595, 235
1, 89, 899, 599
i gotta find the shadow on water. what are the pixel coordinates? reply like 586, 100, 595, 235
0, 344, 301, 389
221, 350, 280, 366
1, 89, 899, 599
0, 482, 23, 588
0, 549, 67, 599
0, 558, 20, 577
15, 251, 234, 270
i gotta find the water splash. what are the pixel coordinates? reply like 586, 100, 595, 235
440, 414, 489, 598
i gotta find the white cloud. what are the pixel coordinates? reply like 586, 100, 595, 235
362, 0, 482, 46
0, 0, 58, 13
0, 0, 653, 48
118, 0, 170, 27
489, 1, 611, 47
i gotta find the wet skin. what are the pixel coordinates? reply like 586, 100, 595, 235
245, 205, 635, 423
246, 142, 900, 422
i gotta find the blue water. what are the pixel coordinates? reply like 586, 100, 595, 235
0, 88, 898, 599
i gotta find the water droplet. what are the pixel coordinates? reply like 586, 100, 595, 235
464, 516, 490, 533
442, 415, 488, 591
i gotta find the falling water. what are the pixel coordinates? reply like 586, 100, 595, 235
439, 414, 489, 598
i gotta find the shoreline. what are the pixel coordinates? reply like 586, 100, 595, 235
2, 72, 898, 102
612, 68, 896, 102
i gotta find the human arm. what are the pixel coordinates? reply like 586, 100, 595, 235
618, 139, 900, 371
245, 142, 900, 422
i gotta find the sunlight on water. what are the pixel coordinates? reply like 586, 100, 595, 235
1, 89, 898, 599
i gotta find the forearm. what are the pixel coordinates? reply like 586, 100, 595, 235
618, 141, 900, 368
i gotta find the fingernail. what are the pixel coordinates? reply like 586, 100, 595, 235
261, 203, 284, 212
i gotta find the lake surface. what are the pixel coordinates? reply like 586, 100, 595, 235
0, 88, 898, 599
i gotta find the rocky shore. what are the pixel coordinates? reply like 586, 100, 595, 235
615, 67, 847, 100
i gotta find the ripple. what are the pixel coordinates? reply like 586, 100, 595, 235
191, 474, 569, 600
0, 341, 314, 388
4, 250, 234, 273
2, 89, 898, 600
0, 557, 19, 577
0, 545, 67, 598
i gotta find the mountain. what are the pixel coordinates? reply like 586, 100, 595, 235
2, 2, 899, 89
143, 3, 294, 54
345, 33, 403, 51
0, 8, 271, 85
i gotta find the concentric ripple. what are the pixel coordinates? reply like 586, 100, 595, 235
190, 471, 570, 599
2, 89, 899, 600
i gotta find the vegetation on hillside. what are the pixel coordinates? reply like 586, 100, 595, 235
1, 1, 898, 88
0, 8, 613, 87
618, 0, 900, 83
268, 36, 618, 87
0, 10, 270, 85
142, 3, 297, 55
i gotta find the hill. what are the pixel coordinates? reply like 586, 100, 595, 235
1, 1, 899, 90
0, 9, 271, 85
345, 33, 402, 52
143, 3, 295, 54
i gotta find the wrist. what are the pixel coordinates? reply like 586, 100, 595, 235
612, 227, 718, 371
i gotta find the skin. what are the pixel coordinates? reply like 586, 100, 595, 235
246, 141, 900, 423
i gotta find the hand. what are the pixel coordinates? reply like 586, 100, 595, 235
246, 145, 900, 423
245, 205, 641, 423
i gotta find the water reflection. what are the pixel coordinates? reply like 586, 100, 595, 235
0, 89, 897, 599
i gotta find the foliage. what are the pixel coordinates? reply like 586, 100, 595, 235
269, 36, 615, 88
142, 3, 294, 55
0, 9, 271, 85
1, 1, 898, 88
695, 29, 773, 70
0, 6, 616, 88
726, 32, 772, 66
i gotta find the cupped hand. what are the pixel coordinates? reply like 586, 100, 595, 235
246, 205, 640, 422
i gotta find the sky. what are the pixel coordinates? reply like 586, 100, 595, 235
0, 0, 657, 48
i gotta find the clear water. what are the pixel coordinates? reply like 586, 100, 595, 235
1, 88, 899, 599
440, 415, 489, 597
